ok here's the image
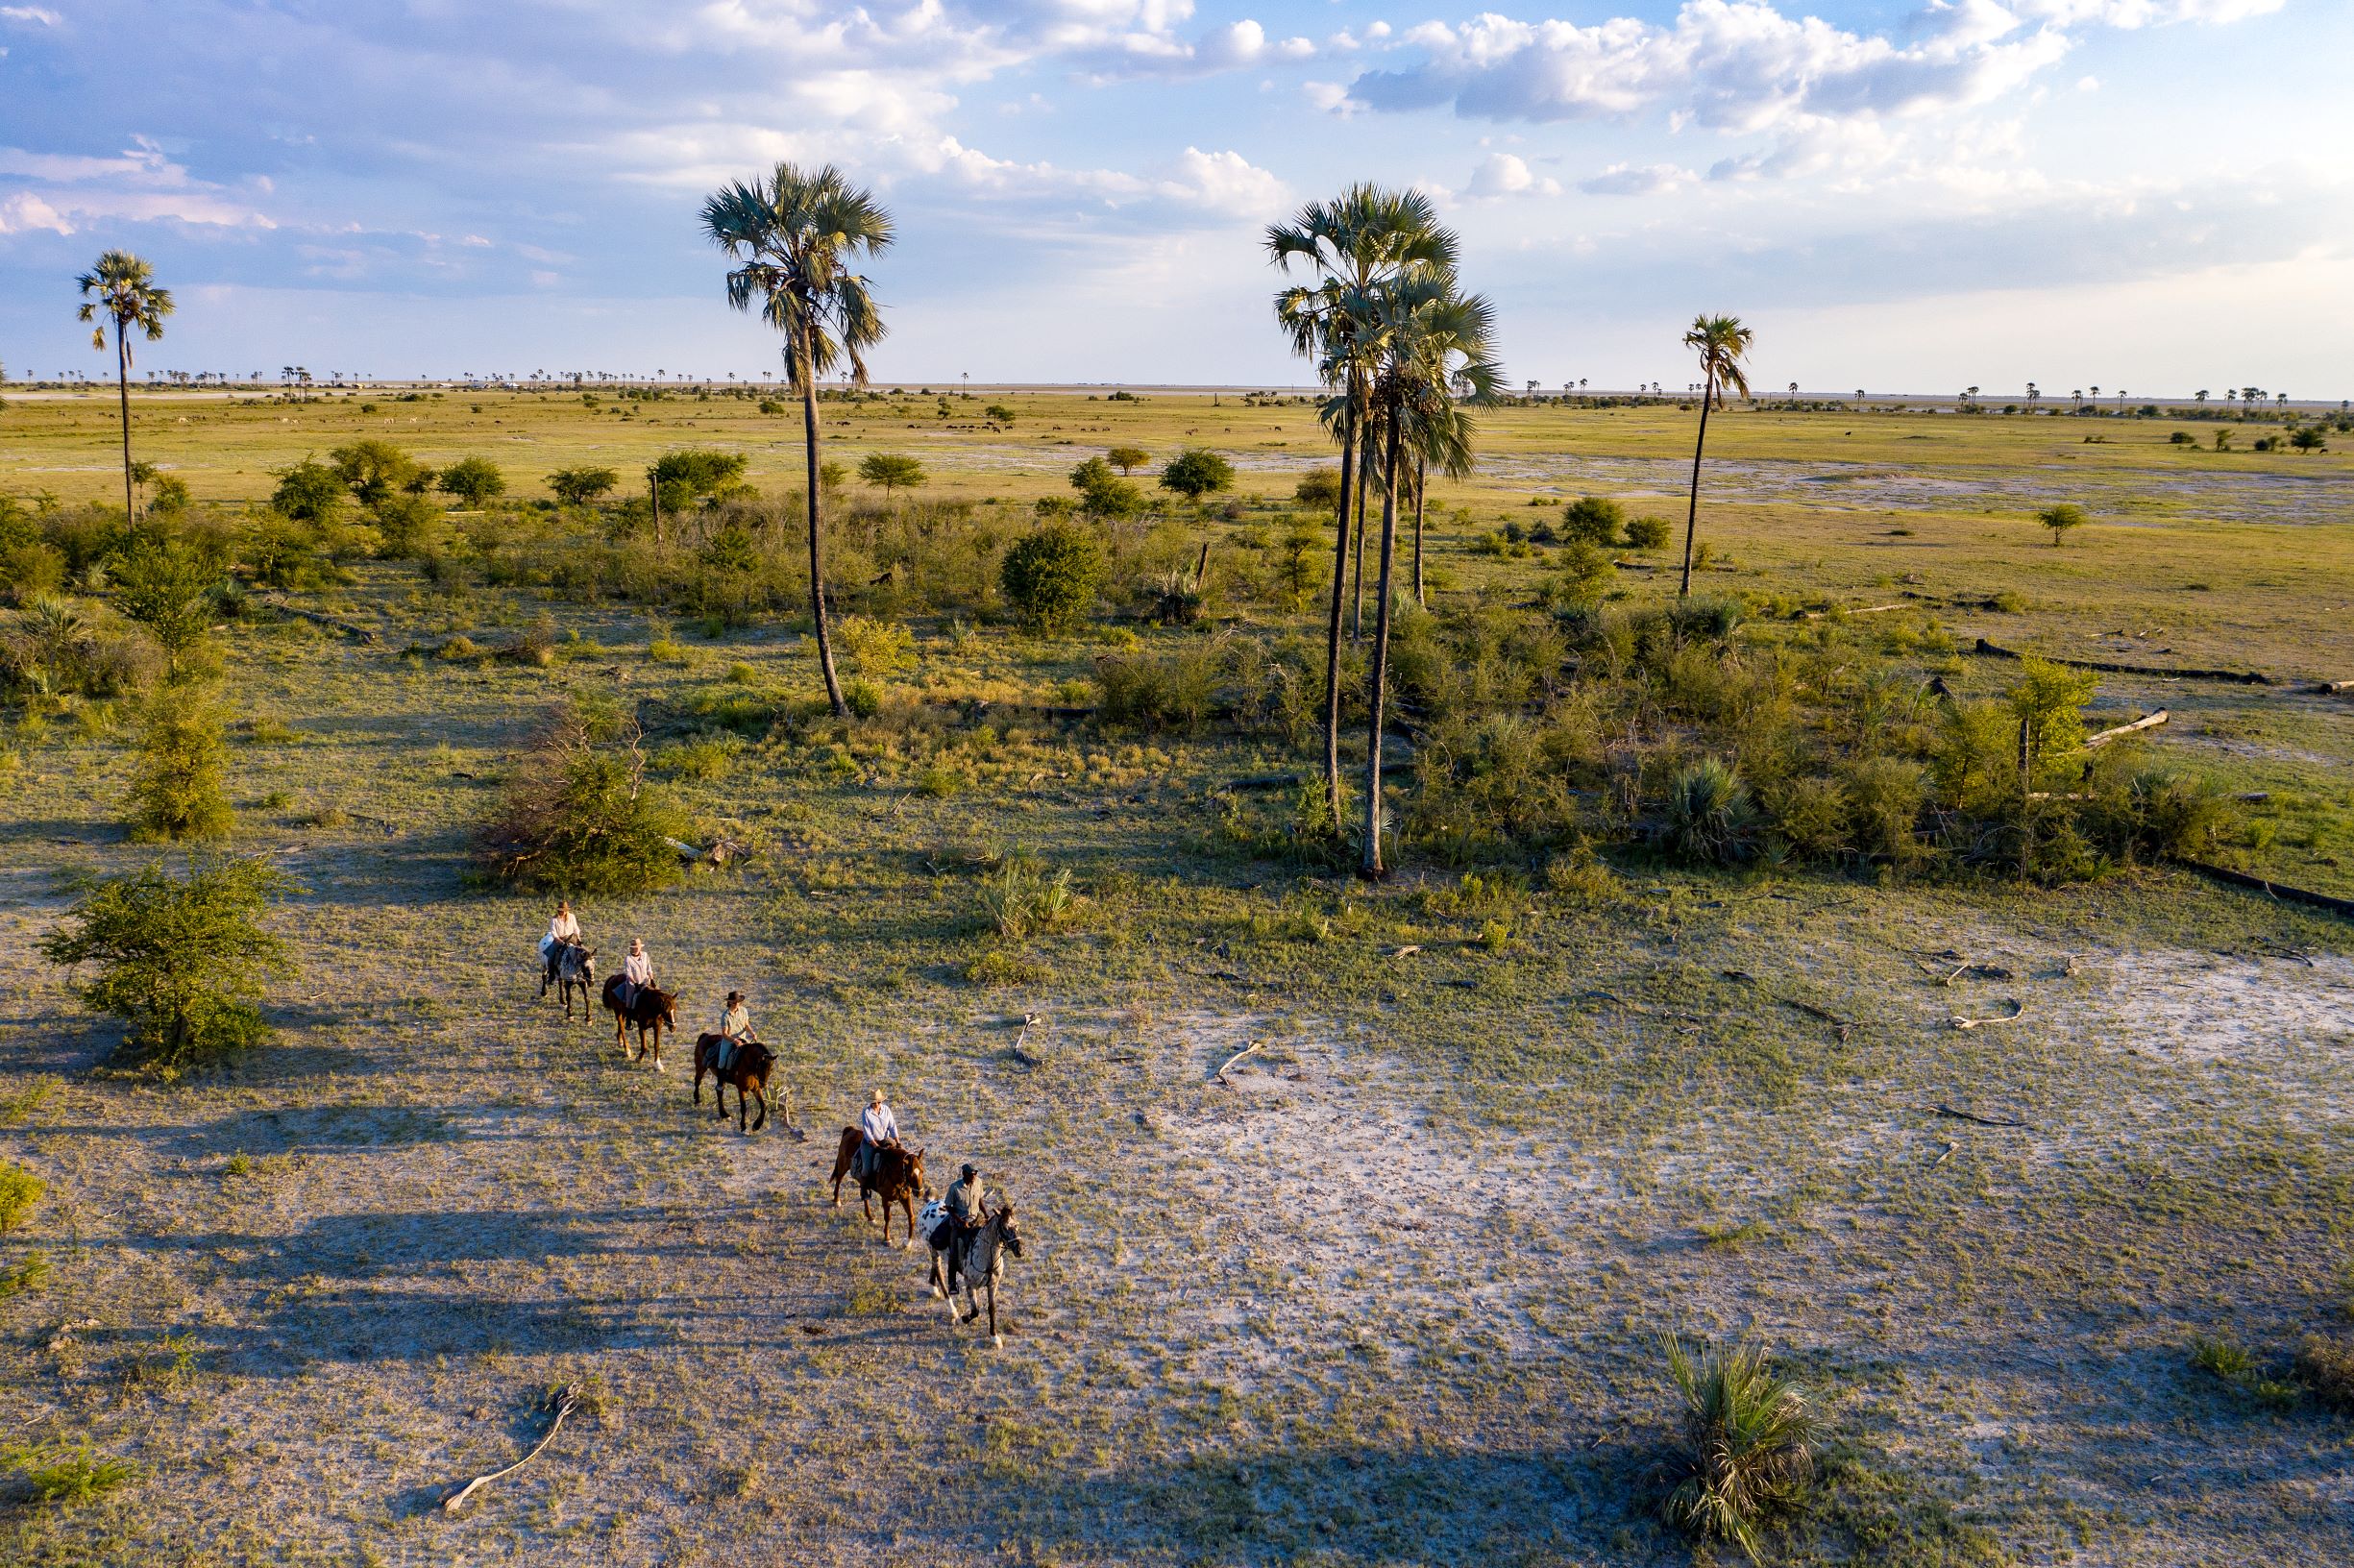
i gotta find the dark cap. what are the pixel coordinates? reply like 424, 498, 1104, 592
960, 1164, 977, 1180
725, 990, 745, 1003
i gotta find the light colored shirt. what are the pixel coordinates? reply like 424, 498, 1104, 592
861, 1104, 898, 1144
719, 1003, 749, 1040
623, 952, 652, 986
549, 912, 580, 943
947, 1176, 987, 1225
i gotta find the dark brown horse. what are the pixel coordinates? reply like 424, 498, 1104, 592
545, 941, 597, 1020
828, 1128, 926, 1247
692, 1033, 782, 1133
602, 977, 679, 1066
927, 1205, 1023, 1347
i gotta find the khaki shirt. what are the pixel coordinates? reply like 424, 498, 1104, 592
719, 1003, 750, 1040
946, 1176, 987, 1225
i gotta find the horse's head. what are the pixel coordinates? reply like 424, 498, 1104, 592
654, 988, 678, 1027
905, 1146, 926, 1192
995, 1204, 1022, 1259
577, 948, 596, 981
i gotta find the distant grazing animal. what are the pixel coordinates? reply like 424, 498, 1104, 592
545, 941, 596, 1020
692, 1032, 779, 1134
602, 977, 679, 1066
828, 1128, 926, 1246
926, 1205, 1023, 1347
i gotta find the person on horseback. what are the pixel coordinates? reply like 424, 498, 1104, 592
539, 900, 581, 983
619, 939, 652, 1011
713, 990, 754, 1073
944, 1162, 990, 1283
855, 1089, 899, 1184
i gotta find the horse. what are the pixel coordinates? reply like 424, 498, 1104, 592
601, 977, 679, 1066
827, 1128, 926, 1247
543, 941, 597, 1020
926, 1206, 1023, 1347
692, 1033, 782, 1134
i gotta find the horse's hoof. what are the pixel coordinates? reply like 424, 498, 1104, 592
993, 1335, 1003, 1350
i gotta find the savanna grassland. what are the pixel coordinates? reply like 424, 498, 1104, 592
2, 383, 2352, 1567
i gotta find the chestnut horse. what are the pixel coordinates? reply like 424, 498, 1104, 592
601, 977, 678, 1066
828, 1129, 926, 1247
926, 1206, 1023, 1347
692, 1033, 780, 1133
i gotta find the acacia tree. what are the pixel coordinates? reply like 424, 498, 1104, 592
1677, 313, 1754, 599
1267, 185, 1456, 830
76, 251, 175, 525
702, 162, 894, 719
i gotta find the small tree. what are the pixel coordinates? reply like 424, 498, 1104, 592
109, 534, 214, 677
438, 455, 506, 507
651, 449, 749, 505
2036, 502, 2088, 547
985, 403, 1018, 425
1624, 514, 1672, 551
1293, 467, 1342, 509
1106, 445, 1149, 476
473, 705, 686, 895
858, 453, 926, 496
327, 439, 421, 506
548, 466, 621, 506
1159, 449, 1235, 505
1658, 1334, 1815, 1562
37, 853, 292, 1070
999, 522, 1104, 633
125, 689, 232, 842
1560, 495, 1626, 546
270, 458, 345, 523
2290, 427, 2327, 454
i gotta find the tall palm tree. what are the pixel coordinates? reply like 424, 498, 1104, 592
76, 251, 174, 525
701, 162, 893, 718
1268, 185, 1456, 829
1360, 276, 1498, 876
1677, 313, 1753, 599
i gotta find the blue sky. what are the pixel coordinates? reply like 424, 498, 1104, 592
2, 1, 2346, 394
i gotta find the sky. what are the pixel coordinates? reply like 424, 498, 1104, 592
1, 0, 2347, 395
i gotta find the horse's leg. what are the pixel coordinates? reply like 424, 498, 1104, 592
928, 1249, 944, 1301
988, 1278, 1001, 1349
750, 1083, 767, 1133
897, 1194, 914, 1251
737, 1076, 748, 1134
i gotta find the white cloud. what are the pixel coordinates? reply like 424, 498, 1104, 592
1579, 160, 1697, 196
0, 190, 72, 233
1465, 152, 1563, 199
0, 6, 61, 24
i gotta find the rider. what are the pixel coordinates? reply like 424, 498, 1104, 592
945, 1163, 989, 1237
856, 1089, 899, 1184
618, 939, 652, 1011
713, 990, 753, 1073
539, 900, 581, 982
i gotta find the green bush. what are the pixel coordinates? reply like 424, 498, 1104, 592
3, 1440, 138, 1507
439, 455, 506, 507
1560, 495, 1626, 545
1622, 514, 1673, 551
1664, 758, 1758, 866
1001, 523, 1105, 632
843, 677, 883, 720
0, 1161, 40, 1232
125, 688, 232, 842
1659, 1335, 1816, 1562
37, 853, 293, 1071
976, 854, 1076, 940
269, 457, 345, 522
472, 705, 687, 896
108, 534, 215, 676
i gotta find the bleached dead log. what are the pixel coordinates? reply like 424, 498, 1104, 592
258, 594, 378, 644
1949, 1000, 2024, 1030
1799, 602, 1908, 621
443, 1384, 579, 1513
1212, 1040, 1263, 1085
2084, 709, 2170, 747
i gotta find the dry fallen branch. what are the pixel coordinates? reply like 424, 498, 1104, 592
1009, 1013, 1043, 1066
443, 1384, 579, 1514
1932, 1103, 2030, 1129
1799, 601, 1909, 621
1212, 1040, 1263, 1085
1949, 999, 2024, 1030
2084, 708, 2170, 748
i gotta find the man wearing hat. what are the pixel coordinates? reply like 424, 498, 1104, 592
712, 989, 754, 1073
944, 1161, 990, 1288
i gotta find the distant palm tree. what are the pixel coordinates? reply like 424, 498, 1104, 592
2195, 388, 2208, 403
702, 161, 894, 718
1678, 314, 1753, 599
77, 251, 174, 523
1269, 184, 1456, 829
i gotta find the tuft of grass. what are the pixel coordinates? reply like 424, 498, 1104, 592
3, 1440, 139, 1507
0, 1076, 57, 1127
1659, 1334, 1816, 1563
1695, 1218, 1772, 1248
0, 1162, 42, 1234
2190, 1335, 2303, 1409
964, 948, 1045, 988
976, 854, 1076, 940
2293, 1336, 2354, 1413
0, 1252, 51, 1299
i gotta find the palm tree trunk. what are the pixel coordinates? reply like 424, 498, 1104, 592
115, 326, 136, 525
1678, 370, 1715, 599
797, 341, 847, 718
1319, 394, 1359, 834
1362, 417, 1404, 878
1410, 453, 1428, 607
1350, 418, 1373, 639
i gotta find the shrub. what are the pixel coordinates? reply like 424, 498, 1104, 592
3, 1441, 138, 1507
269, 457, 345, 522
439, 455, 506, 507
472, 705, 687, 896
1623, 514, 1672, 551
2294, 1335, 2354, 1412
108, 533, 214, 676
1001, 523, 1104, 632
125, 688, 232, 842
372, 494, 444, 559
857, 453, 926, 496
1664, 758, 1758, 866
37, 853, 292, 1071
326, 439, 421, 505
0, 1161, 40, 1232
1549, 540, 1614, 608
836, 615, 915, 672
548, 465, 621, 506
1293, 467, 1343, 509
1843, 756, 1928, 865
1658, 1334, 1816, 1562
976, 854, 1076, 940
1560, 495, 1626, 545
1160, 449, 1236, 503
843, 677, 883, 720
2094, 767, 2238, 861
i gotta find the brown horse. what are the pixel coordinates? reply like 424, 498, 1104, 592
602, 977, 679, 1066
545, 941, 597, 1020
692, 1033, 782, 1133
927, 1205, 1023, 1347
828, 1128, 926, 1247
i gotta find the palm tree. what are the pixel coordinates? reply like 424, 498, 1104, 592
1677, 314, 1753, 599
701, 162, 893, 718
76, 251, 174, 524
1360, 277, 1498, 876
1268, 185, 1456, 830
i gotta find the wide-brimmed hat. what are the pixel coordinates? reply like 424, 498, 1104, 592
725, 989, 745, 1003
